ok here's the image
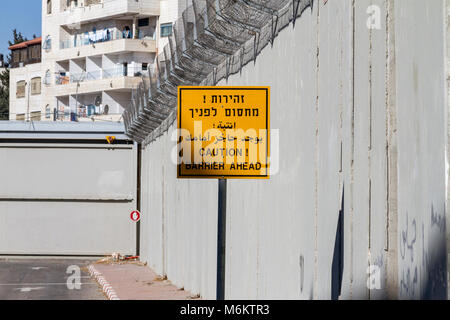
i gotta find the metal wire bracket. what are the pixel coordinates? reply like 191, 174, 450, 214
271, 15, 279, 47
253, 32, 261, 64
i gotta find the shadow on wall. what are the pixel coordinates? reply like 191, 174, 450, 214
421, 206, 447, 300
330, 188, 447, 300
331, 187, 344, 300
389, 206, 447, 300
421, 240, 447, 299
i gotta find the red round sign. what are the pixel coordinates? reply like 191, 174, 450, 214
130, 210, 141, 222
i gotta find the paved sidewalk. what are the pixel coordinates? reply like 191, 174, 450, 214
90, 262, 200, 300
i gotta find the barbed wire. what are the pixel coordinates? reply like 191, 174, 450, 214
0, 118, 123, 123
0, 111, 122, 116
123, 0, 313, 145
0, 112, 125, 115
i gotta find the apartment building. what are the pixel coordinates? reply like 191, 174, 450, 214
8, 38, 44, 121
40, 0, 163, 122
0, 55, 6, 119
8, 0, 186, 122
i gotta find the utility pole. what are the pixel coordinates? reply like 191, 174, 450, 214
216, 179, 227, 300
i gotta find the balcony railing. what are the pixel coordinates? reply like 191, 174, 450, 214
77, 105, 104, 118
86, 70, 102, 81
53, 107, 102, 121
55, 66, 149, 86
60, 0, 156, 13
60, 0, 102, 11
103, 67, 125, 79
60, 29, 156, 50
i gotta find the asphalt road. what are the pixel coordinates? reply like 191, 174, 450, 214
0, 258, 106, 300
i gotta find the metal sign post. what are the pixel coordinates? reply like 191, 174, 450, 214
177, 86, 270, 301
216, 178, 227, 300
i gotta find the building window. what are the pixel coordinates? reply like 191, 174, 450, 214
16, 81, 26, 98
20, 49, 28, 63
138, 18, 150, 27
31, 77, 41, 95
12, 51, 20, 63
47, 0, 52, 14
30, 45, 40, 60
30, 111, 42, 121
142, 63, 148, 71
160, 23, 173, 38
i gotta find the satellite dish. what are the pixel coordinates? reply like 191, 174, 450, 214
94, 95, 102, 107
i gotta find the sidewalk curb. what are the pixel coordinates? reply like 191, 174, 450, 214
88, 265, 120, 300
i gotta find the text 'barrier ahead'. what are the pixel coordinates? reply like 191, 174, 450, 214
177, 87, 270, 179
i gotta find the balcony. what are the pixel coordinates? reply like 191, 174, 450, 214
52, 37, 156, 62
57, 66, 148, 84
53, 106, 123, 122
60, 0, 160, 26
52, 66, 149, 97
60, 29, 156, 50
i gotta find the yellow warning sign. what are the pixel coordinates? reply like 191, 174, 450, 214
106, 136, 116, 144
177, 86, 270, 179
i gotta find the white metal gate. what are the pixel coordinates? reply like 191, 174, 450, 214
0, 122, 138, 256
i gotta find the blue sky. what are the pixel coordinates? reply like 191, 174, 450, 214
0, 0, 42, 61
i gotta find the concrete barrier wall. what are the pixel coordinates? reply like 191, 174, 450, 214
395, 0, 447, 299
140, 0, 447, 299
446, 0, 450, 298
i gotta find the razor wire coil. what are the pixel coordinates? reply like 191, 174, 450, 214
123, 0, 313, 145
